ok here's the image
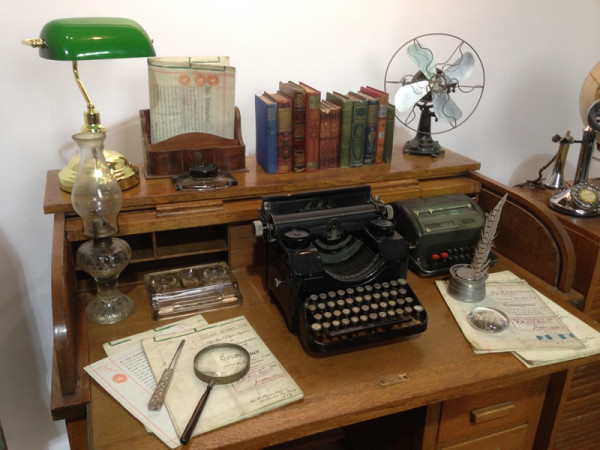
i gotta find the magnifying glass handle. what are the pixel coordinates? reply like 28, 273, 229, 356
180, 381, 214, 445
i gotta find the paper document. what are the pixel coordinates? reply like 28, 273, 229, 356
515, 292, 600, 367
143, 315, 304, 440
148, 56, 236, 142
437, 271, 585, 353
85, 315, 209, 448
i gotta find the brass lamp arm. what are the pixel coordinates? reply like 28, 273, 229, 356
72, 61, 105, 133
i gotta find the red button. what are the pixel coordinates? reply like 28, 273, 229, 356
431, 254, 441, 261
441, 252, 450, 258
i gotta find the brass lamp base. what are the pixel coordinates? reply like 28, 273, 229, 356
59, 150, 140, 192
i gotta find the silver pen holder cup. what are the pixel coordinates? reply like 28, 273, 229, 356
448, 264, 487, 302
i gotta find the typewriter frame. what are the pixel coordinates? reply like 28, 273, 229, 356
254, 186, 428, 353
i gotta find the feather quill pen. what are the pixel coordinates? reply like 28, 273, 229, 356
471, 194, 508, 280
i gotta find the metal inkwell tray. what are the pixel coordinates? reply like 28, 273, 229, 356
144, 262, 242, 320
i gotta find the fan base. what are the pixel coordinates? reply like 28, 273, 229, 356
403, 134, 444, 156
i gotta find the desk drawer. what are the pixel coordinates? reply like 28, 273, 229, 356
437, 377, 548, 446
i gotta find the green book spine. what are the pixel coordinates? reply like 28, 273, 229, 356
325, 92, 353, 168
347, 96, 367, 167
383, 104, 396, 163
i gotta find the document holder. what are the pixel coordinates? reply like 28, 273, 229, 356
140, 107, 246, 177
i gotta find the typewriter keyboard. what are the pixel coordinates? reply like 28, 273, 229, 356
300, 278, 427, 353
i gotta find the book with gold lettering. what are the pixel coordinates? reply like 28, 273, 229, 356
279, 82, 306, 172
298, 82, 322, 171
265, 91, 293, 173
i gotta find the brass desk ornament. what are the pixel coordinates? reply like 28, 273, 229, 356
448, 194, 508, 302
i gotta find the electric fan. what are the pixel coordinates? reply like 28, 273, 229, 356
384, 33, 485, 155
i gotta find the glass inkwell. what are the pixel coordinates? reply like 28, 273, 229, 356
71, 132, 134, 324
172, 160, 238, 191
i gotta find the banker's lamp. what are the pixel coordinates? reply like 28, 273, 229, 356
24, 18, 156, 324
23, 17, 156, 191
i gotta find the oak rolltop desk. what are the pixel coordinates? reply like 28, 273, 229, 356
44, 147, 600, 449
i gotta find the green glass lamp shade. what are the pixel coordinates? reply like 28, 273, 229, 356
37, 17, 155, 61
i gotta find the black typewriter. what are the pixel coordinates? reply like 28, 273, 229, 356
252, 186, 427, 354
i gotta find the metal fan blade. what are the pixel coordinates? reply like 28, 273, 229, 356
407, 42, 436, 79
433, 92, 462, 126
444, 52, 474, 83
394, 80, 430, 112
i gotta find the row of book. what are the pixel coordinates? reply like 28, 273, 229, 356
255, 82, 396, 174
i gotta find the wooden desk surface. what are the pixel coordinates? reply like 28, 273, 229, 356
43, 149, 480, 215
87, 258, 600, 449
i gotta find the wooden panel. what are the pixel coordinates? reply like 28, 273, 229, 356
437, 377, 548, 445
552, 361, 600, 449
439, 423, 529, 450
473, 173, 576, 294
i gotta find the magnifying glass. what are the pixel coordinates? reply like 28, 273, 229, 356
180, 343, 251, 445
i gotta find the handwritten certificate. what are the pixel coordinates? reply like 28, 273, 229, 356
84, 315, 209, 449
148, 56, 236, 142
142, 316, 304, 440
437, 271, 585, 353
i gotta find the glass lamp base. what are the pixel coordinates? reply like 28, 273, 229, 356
76, 236, 134, 324
85, 292, 135, 324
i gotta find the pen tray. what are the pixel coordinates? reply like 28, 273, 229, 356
144, 262, 243, 320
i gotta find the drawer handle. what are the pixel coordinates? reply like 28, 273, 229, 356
470, 401, 515, 424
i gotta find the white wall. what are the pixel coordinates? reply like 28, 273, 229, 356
1, 1, 599, 448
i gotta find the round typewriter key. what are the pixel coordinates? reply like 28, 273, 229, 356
368, 312, 378, 322
373, 282, 382, 291
328, 291, 337, 301
404, 306, 413, 315
323, 311, 333, 321
364, 294, 373, 304
333, 309, 342, 319
352, 306, 360, 315
341, 318, 350, 327
308, 294, 319, 304
307, 304, 317, 315
396, 308, 405, 316
397, 298, 405, 306
354, 296, 364, 306
405, 296, 414, 304
398, 278, 408, 286
313, 313, 323, 322
379, 301, 388, 310
317, 303, 326, 313
322, 321, 331, 332
345, 297, 354, 307
332, 319, 341, 329
337, 289, 345, 298
381, 291, 390, 301
387, 309, 396, 319
350, 316, 360, 326
336, 299, 345, 309
311, 323, 323, 335
382, 281, 390, 290
389, 280, 399, 288
359, 314, 369, 324
361, 304, 370, 314
342, 308, 351, 317
388, 300, 397, 309
327, 300, 336, 311
364, 285, 374, 294
389, 289, 399, 299
319, 293, 328, 302
413, 304, 425, 320
346, 287, 355, 296
370, 303, 379, 312
378, 311, 387, 320
398, 288, 408, 297
355, 286, 365, 295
